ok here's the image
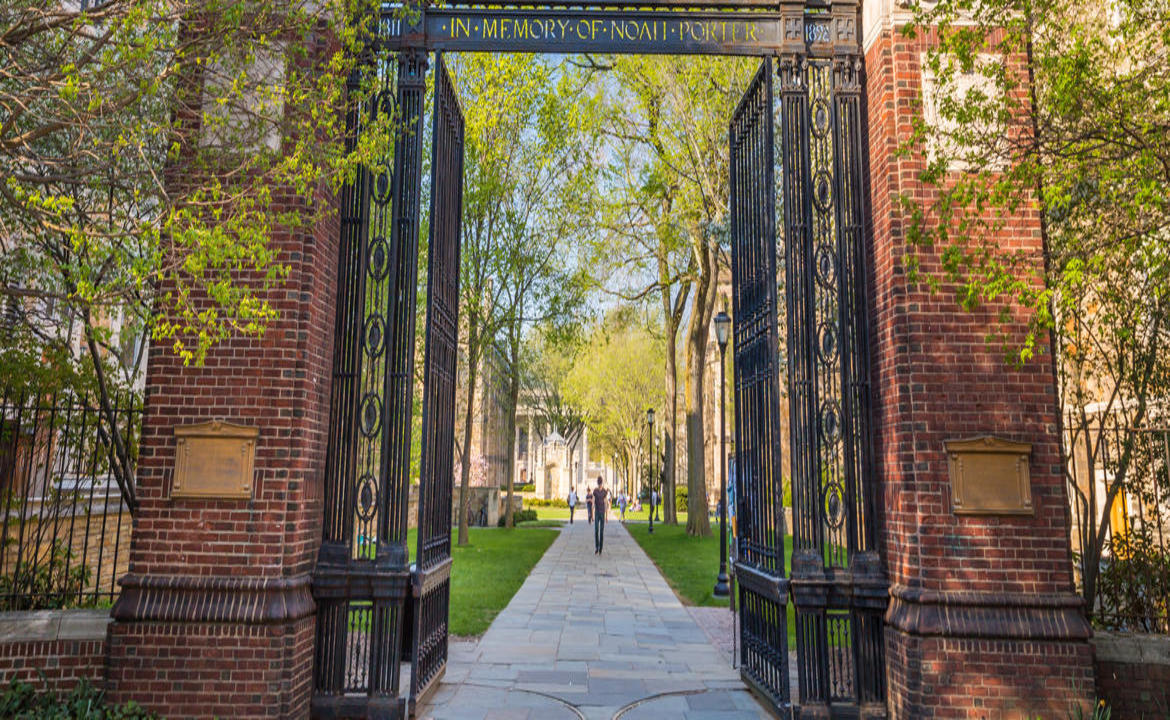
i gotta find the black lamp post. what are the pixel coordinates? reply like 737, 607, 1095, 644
713, 309, 731, 598
646, 407, 655, 534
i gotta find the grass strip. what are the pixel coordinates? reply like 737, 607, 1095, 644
627, 521, 797, 646
412, 526, 559, 637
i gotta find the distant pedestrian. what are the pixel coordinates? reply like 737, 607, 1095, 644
618, 492, 627, 522
651, 489, 659, 522
592, 476, 609, 554
568, 487, 578, 524
585, 485, 593, 524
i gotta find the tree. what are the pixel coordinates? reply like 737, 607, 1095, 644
1, 0, 387, 508
586, 100, 692, 525
904, 0, 1170, 617
448, 54, 597, 531
494, 233, 591, 528
449, 53, 541, 545
564, 309, 665, 497
591, 56, 755, 536
523, 336, 586, 464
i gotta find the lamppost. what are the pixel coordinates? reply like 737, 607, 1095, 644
646, 407, 655, 534
713, 309, 731, 598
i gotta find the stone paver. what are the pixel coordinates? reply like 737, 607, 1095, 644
416, 517, 776, 720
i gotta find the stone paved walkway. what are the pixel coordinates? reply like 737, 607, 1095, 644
416, 517, 774, 720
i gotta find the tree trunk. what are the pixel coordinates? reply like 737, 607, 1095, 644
662, 304, 680, 525
82, 311, 137, 511
659, 260, 689, 527
503, 324, 521, 529
456, 313, 480, 546
684, 247, 718, 537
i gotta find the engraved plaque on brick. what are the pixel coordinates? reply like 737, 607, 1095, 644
172, 421, 258, 500
945, 436, 1033, 515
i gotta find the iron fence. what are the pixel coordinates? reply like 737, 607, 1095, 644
1066, 418, 1170, 633
0, 388, 141, 610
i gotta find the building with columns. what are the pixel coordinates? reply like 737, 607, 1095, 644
512, 407, 593, 500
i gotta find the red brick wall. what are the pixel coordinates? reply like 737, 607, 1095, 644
886, 633, 1095, 719
1096, 657, 1170, 720
117, 189, 334, 577
0, 638, 106, 695
106, 617, 314, 718
1093, 632, 1170, 719
863, 18, 1095, 719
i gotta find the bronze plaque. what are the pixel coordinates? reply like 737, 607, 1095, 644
945, 436, 1033, 515
172, 421, 258, 500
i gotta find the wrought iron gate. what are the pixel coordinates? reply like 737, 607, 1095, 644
310, 5, 884, 717
729, 57, 792, 714
311, 45, 432, 720
732, 7, 887, 714
779, 9, 887, 716
409, 53, 464, 712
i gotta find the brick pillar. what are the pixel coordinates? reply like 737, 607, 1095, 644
861, 1, 1095, 717
104, 191, 337, 715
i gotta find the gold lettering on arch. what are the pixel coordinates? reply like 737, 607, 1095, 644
435, 13, 771, 49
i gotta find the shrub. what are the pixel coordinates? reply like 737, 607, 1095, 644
502, 483, 535, 493
498, 509, 538, 526
1096, 528, 1170, 633
675, 484, 688, 512
523, 497, 568, 508
0, 679, 155, 719
0, 541, 92, 611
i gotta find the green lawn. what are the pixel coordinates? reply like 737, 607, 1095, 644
532, 504, 687, 524
406, 526, 559, 637
619, 506, 687, 523
516, 519, 565, 528
532, 505, 572, 521
628, 522, 797, 645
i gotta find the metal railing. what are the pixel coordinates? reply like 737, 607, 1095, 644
0, 388, 141, 610
1066, 419, 1169, 633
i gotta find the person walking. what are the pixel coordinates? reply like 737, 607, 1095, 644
585, 484, 593, 524
618, 491, 627, 522
651, 488, 659, 522
568, 487, 578, 524
592, 476, 609, 554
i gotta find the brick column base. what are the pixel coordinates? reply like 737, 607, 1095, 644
887, 630, 1095, 719
885, 587, 1094, 718
106, 575, 315, 717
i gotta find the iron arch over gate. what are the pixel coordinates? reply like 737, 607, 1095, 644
311, 2, 884, 718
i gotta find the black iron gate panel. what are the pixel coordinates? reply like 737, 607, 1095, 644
312, 45, 430, 720
729, 57, 792, 717
409, 53, 464, 713
780, 5, 887, 718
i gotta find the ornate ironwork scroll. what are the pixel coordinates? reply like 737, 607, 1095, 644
312, 45, 429, 720
409, 53, 464, 712
729, 57, 792, 716
781, 0, 886, 716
